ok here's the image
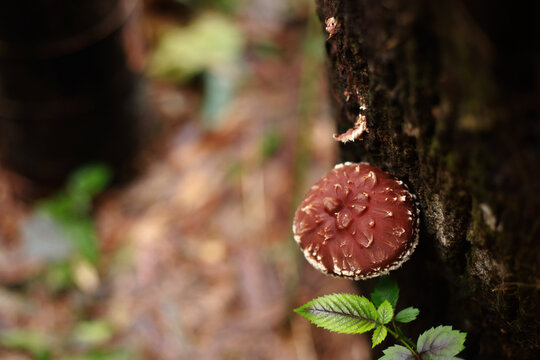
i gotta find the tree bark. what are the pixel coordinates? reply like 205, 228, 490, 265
0, 0, 148, 191
314, 0, 539, 358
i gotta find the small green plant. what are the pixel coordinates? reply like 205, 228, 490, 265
39, 163, 112, 265
295, 276, 466, 360
37, 164, 111, 292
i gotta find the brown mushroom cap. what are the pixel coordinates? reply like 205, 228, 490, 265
293, 162, 419, 280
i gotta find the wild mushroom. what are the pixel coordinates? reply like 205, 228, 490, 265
293, 162, 419, 280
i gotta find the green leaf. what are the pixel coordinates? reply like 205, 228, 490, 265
63, 218, 100, 264
395, 307, 420, 323
260, 128, 284, 160
417, 325, 467, 360
294, 294, 379, 334
148, 12, 244, 83
72, 320, 114, 346
372, 326, 388, 348
379, 345, 415, 360
377, 300, 394, 324
63, 349, 132, 360
371, 276, 399, 309
0, 329, 52, 360
38, 164, 109, 265
67, 164, 112, 199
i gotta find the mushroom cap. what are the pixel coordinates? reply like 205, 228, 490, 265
293, 162, 419, 280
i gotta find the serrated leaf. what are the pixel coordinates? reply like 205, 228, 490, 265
371, 276, 399, 308
377, 300, 394, 324
372, 326, 388, 348
395, 307, 420, 323
294, 294, 379, 334
379, 345, 415, 360
417, 325, 467, 360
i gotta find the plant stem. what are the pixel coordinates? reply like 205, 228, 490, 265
392, 320, 416, 349
386, 325, 421, 359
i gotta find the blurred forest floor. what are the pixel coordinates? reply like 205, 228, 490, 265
0, 1, 371, 359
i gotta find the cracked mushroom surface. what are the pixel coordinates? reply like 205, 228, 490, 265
293, 162, 419, 280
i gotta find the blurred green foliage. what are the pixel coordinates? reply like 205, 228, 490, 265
148, 12, 243, 83
148, 11, 245, 126
63, 350, 133, 360
72, 320, 114, 347
0, 325, 132, 360
261, 128, 284, 160
39, 164, 112, 265
174, 0, 241, 13
251, 40, 282, 60
0, 329, 52, 360
44, 261, 74, 292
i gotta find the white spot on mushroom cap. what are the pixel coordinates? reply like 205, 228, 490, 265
392, 227, 406, 237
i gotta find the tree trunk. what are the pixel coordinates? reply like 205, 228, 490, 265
0, 0, 148, 192
314, 0, 539, 358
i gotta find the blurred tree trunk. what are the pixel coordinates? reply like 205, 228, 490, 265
0, 0, 148, 192
314, 0, 539, 358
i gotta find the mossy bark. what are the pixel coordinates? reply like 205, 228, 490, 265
314, 0, 539, 358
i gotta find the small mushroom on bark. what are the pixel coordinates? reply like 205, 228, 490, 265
325, 17, 339, 39
293, 162, 419, 280
333, 114, 368, 143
